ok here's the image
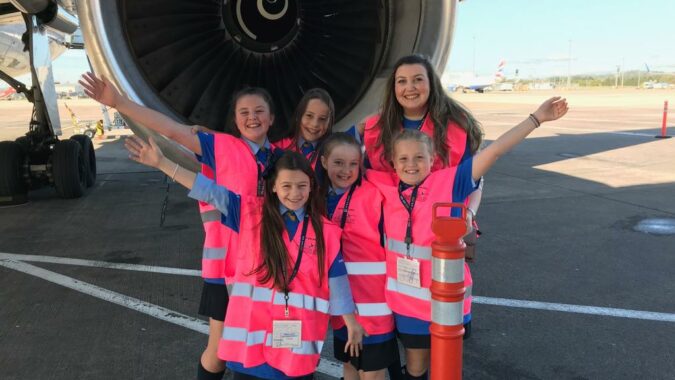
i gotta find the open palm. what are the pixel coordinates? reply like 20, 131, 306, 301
534, 96, 569, 123
79, 72, 122, 108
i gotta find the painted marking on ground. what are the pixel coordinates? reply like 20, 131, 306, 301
0, 252, 201, 277
0, 259, 209, 335
473, 296, 675, 323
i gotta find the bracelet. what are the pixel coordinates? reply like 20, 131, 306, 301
467, 207, 476, 218
529, 113, 541, 128
170, 163, 179, 181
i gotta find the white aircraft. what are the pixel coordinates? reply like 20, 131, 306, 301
0, 0, 93, 205
442, 60, 506, 93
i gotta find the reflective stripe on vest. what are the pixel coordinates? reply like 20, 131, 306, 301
386, 238, 431, 260
201, 209, 221, 223
386, 277, 431, 301
264, 335, 323, 355
230, 282, 329, 314
203, 247, 227, 259
344, 262, 386, 275
222, 327, 267, 346
355, 302, 392, 317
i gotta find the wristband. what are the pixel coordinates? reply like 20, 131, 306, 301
170, 163, 179, 181
529, 113, 541, 128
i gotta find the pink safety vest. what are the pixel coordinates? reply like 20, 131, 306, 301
212, 134, 270, 280
367, 169, 472, 322
329, 179, 394, 336
274, 137, 320, 170
198, 164, 228, 279
363, 114, 468, 172
218, 197, 342, 377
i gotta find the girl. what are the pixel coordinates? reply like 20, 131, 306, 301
80, 73, 281, 380
275, 88, 334, 170
367, 97, 568, 379
319, 133, 398, 380
126, 140, 365, 379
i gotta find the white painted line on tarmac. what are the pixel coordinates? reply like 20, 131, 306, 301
0, 259, 209, 335
0, 257, 345, 378
473, 296, 675, 323
0, 252, 201, 277
546, 126, 656, 137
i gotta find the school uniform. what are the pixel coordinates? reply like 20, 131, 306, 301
326, 180, 398, 372
367, 158, 476, 349
188, 174, 355, 379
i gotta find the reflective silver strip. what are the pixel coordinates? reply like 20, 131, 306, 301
203, 247, 226, 259
265, 335, 324, 355
432, 257, 464, 283
230, 283, 273, 302
273, 292, 329, 314
345, 261, 387, 275
355, 302, 392, 316
201, 210, 221, 223
387, 238, 431, 260
222, 327, 267, 346
432, 299, 464, 326
386, 277, 430, 301
465, 285, 472, 299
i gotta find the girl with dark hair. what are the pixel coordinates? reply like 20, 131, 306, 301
125, 140, 366, 380
318, 133, 399, 380
275, 88, 335, 169
367, 97, 568, 380
81, 73, 282, 380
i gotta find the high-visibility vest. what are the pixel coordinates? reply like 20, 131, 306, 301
363, 114, 468, 172
329, 179, 394, 336
274, 137, 320, 170
219, 196, 343, 377
212, 134, 271, 280
198, 163, 228, 280
367, 169, 472, 322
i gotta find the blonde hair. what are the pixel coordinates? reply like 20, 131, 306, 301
390, 129, 435, 160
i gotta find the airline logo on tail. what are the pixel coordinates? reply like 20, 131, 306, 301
0, 87, 17, 99
495, 60, 506, 82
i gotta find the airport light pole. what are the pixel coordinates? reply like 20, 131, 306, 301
566, 40, 571, 89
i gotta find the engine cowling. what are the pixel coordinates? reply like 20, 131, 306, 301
78, 0, 457, 169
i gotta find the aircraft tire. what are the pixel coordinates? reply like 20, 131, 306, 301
52, 140, 86, 199
0, 141, 28, 205
70, 134, 97, 187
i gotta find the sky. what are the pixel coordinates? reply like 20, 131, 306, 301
21, 0, 675, 84
445, 0, 675, 79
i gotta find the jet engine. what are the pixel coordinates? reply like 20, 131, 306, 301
78, 0, 457, 169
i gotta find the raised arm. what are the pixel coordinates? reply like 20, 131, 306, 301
472, 97, 568, 180
80, 72, 201, 155
125, 135, 196, 189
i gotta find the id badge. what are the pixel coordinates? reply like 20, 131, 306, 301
397, 257, 421, 288
272, 320, 302, 349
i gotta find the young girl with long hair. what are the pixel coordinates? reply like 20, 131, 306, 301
125, 139, 366, 379
367, 97, 568, 379
275, 88, 335, 170
317, 133, 399, 380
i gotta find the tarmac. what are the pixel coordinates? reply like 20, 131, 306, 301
1, 88, 674, 379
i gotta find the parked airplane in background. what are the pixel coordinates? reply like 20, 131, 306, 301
442, 60, 506, 93
0, 86, 16, 99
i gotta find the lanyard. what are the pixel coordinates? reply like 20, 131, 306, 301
256, 147, 272, 197
398, 183, 420, 258
281, 213, 310, 317
338, 184, 357, 229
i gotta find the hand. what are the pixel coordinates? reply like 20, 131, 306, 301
533, 96, 569, 123
79, 72, 123, 108
344, 319, 367, 358
464, 209, 474, 238
125, 135, 164, 168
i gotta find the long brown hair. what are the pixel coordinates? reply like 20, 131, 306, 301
252, 151, 327, 292
374, 54, 483, 165
225, 87, 276, 137
287, 88, 335, 149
